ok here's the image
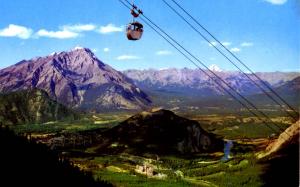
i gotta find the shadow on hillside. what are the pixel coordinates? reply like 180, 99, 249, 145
0, 125, 112, 187
260, 136, 299, 187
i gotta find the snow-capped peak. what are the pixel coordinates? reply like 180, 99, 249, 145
50, 52, 57, 56
209, 64, 222, 72
73, 46, 84, 51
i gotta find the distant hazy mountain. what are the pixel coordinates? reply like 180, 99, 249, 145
256, 72, 300, 87
0, 47, 151, 111
98, 109, 223, 154
249, 76, 300, 106
0, 89, 76, 125
275, 76, 300, 94
123, 68, 299, 96
272, 76, 300, 108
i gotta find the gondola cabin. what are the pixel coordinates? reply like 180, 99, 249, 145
126, 21, 143, 40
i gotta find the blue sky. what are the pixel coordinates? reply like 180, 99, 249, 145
0, 0, 299, 72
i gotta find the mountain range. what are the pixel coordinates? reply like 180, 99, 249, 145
123, 68, 300, 97
0, 47, 151, 111
0, 47, 298, 112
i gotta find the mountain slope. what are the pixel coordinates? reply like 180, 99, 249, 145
0, 47, 151, 111
273, 76, 300, 108
262, 120, 299, 158
275, 76, 300, 94
258, 120, 299, 187
0, 89, 76, 125
98, 109, 223, 154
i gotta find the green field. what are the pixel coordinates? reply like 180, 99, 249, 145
70, 151, 264, 187
10, 112, 132, 134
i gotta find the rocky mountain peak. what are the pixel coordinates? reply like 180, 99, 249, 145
50, 47, 104, 75
0, 47, 151, 111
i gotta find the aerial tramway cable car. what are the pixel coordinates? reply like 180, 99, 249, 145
126, 3, 143, 40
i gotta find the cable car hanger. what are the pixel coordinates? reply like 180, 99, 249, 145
131, 4, 143, 17
126, 2, 144, 41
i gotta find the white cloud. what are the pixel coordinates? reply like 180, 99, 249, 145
116, 55, 141, 60
156, 50, 172, 56
222, 42, 231, 47
62, 24, 96, 32
0, 24, 32, 39
103, 47, 110, 52
36, 29, 79, 39
241, 42, 254, 47
208, 41, 218, 47
0, 23, 124, 40
209, 64, 222, 72
230, 47, 241, 52
92, 48, 98, 53
98, 24, 123, 34
36, 23, 98, 39
208, 41, 231, 47
264, 0, 287, 5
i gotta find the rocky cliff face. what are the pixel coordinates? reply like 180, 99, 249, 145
98, 109, 223, 154
258, 120, 300, 158
0, 47, 151, 111
0, 89, 76, 125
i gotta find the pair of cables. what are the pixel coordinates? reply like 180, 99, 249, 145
118, 0, 296, 138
